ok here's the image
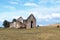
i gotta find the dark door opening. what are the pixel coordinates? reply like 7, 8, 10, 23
31, 21, 33, 28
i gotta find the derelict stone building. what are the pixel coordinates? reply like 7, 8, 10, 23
9, 14, 36, 29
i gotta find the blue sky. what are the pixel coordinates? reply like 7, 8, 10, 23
0, 0, 60, 27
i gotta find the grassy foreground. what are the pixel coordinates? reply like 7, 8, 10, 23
0, 27, 60, 40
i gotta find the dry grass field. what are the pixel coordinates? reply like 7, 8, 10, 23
0, 26, 60, 40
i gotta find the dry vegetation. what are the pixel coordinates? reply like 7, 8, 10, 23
0, 26, 60, 40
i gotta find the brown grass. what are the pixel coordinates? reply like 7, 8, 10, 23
0, 26, 60, 40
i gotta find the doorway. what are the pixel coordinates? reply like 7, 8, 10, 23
31, 21, 33, 28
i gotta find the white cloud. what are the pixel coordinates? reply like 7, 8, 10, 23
38, 0, 60, 6
24, 3, 38, 7
0, 19, 4, 22
39, 24, 44, 26
56, 0, 60, 4
26, 4, 60, 22
52, 13, 60, 17
38, 15, 51, 19
0, 10, 30, 22
4, 5, 16, 10
38, 13, 60, 19
10, 1, 18, 4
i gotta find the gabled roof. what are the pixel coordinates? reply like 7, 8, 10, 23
17, 16, 23, 20
27, 14, 36, 21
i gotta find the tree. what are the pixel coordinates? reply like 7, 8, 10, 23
3, 20, 10, 28
12, 19, 16, 22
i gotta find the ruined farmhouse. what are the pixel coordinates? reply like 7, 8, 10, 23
9, 14, 36, 29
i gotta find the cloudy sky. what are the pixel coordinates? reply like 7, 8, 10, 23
0, 0, 60, 27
